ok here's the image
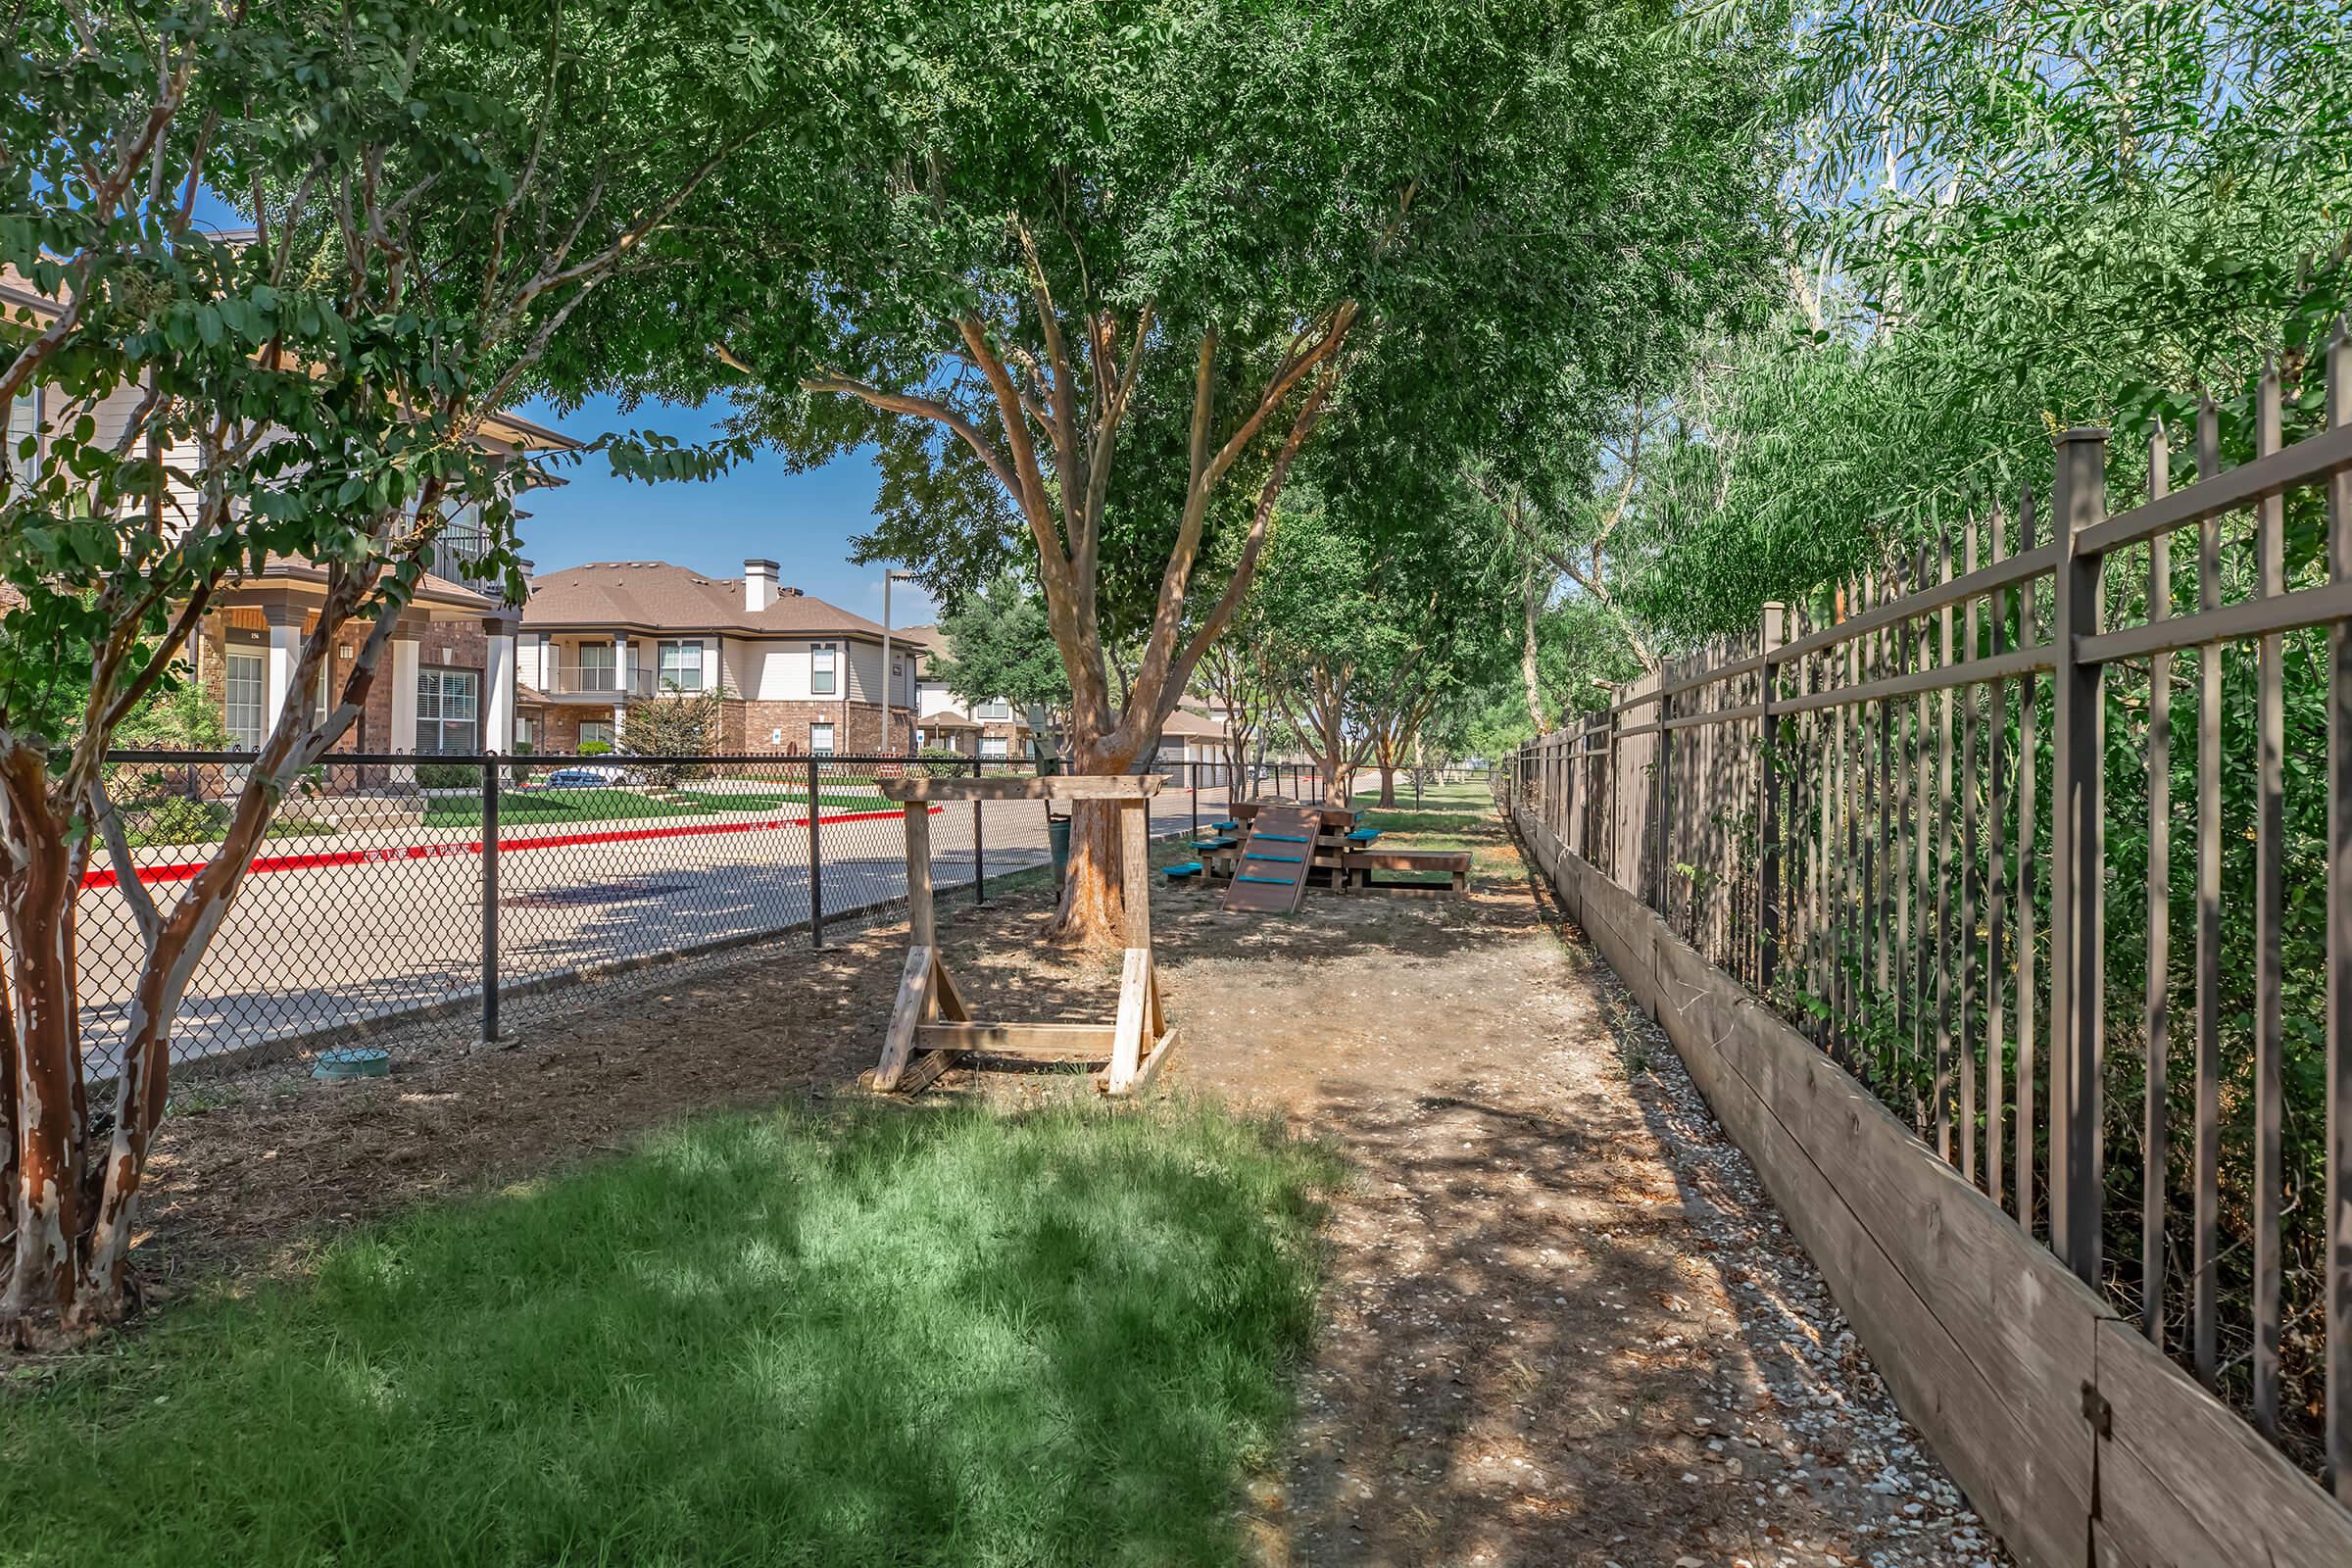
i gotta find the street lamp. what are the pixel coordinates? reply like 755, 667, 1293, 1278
879, 566, 918, 756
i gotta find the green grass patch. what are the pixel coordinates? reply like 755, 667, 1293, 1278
423, 786, 698, 827
1349, 781, 1517, 880
0, 1100, 1338, 1568
671, 789, 881, 813
427, 788, 889, 827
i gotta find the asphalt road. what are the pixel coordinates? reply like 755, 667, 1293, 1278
74, 783, 1242, 1074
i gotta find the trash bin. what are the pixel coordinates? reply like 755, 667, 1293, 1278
1048, 813, 1071, 887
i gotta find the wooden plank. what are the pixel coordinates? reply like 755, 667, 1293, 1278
1107, 948, 1151, 1091
2255, 361, 2286, 1437
878, 773, 1164, 802
1342, 849, 1471, 873
2092, 1316, 2352, 1567
1113, 1028, 1181, 1096
896, 1048, 958, 1096
874, 944, 935, 1092
905, 802, 935, 950
1119, 797, 1152, 950
915, 1020, 1118, 1057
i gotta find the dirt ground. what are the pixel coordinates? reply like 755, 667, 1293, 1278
123, 796, 2004, 1567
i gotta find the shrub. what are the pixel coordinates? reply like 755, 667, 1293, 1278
137, 796, 228, 847
510, 739, 534, 788
622, 689, 723, 786
577, 740, 612, 756
416, 761, 477, 791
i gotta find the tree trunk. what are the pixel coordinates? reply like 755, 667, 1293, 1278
1378, 763, 1397, 808
1049, 735, 1141, 948
1523, 566, 1549, 735
1, 804, 85, 1342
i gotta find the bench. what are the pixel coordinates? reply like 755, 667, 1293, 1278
1342, 848, 1471, 895
1164, 860, 1204, 880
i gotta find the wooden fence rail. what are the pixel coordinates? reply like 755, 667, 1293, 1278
1507, 331, 2352, 1500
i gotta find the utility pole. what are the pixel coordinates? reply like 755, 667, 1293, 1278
879, 566, 917, 754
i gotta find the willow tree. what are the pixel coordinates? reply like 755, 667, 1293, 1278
0, 0, 828, 1342
699, 0, 1781, 942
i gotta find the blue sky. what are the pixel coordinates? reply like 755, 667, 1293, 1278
177, 193, 938, 628
512, 394, 939, 626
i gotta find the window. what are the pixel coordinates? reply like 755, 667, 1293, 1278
658, 639, 704, 692
576, 641, 615, 693
978, 698, 1011, 720
416, 667, 480, 755
809, 721, 835, 756
979, 736, 1007, 760
810, 643, 837, 695
515, 715, 537, 749
5, 381, 36, 483
223, 652, 265, 751
579, 718, 614, 750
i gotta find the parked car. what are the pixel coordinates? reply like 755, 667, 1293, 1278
542, 764, 633, 789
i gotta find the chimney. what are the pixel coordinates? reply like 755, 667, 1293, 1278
744, 558, 779, 612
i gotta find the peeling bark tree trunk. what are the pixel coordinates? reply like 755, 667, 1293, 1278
1, 794, 85, 1338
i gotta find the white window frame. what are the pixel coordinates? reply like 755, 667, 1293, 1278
979, 735, 1008, 760
810, 642, 837, 696
657, 638, 704, 693
809, 721, 835, 756
416, 666, 480, 756
578, 718, 614, 750
978, 698, 1011, 720
223, 651, 265, 752
576, 640, 616, 693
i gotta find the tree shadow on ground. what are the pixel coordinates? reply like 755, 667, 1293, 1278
0, 1102, 1335, 1568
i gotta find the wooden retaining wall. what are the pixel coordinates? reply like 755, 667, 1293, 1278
1510, 802, 2352, 1568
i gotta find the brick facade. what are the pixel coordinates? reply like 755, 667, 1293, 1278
190, 608, 492, 755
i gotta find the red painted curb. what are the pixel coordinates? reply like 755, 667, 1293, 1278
81, 804, 938, 891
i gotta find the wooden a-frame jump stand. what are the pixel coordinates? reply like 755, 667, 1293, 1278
870, 773, 1177, 1097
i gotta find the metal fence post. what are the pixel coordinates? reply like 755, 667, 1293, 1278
480, 756, 502, 1045
808, 754, 825, 949
1190, 761, 1199, 839
971, 756, 985, 904
1759, 603, 1788, 995
2049, 425, 2109, 1287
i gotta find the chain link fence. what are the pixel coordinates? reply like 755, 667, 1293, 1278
77, 751, 1248, 1085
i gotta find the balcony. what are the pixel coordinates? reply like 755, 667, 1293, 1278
544, 663, 663, 701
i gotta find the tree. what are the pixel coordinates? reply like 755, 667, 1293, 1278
1197, 630, 1274, 802
924, 577, 1073, 759
695, 0, 1783, 942
0, 0, 811, 1341
623, 687, 725, 786
1255, 485, 1517, 808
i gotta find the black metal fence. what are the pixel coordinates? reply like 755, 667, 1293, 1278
76, 752, 1243, 1084
1500, 339, 2352, 1494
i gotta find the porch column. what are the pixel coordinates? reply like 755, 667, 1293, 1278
482, 614, 517, 753
390, 632, 421, 753
612, 632, 629, 739
262, 603, 301, 736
